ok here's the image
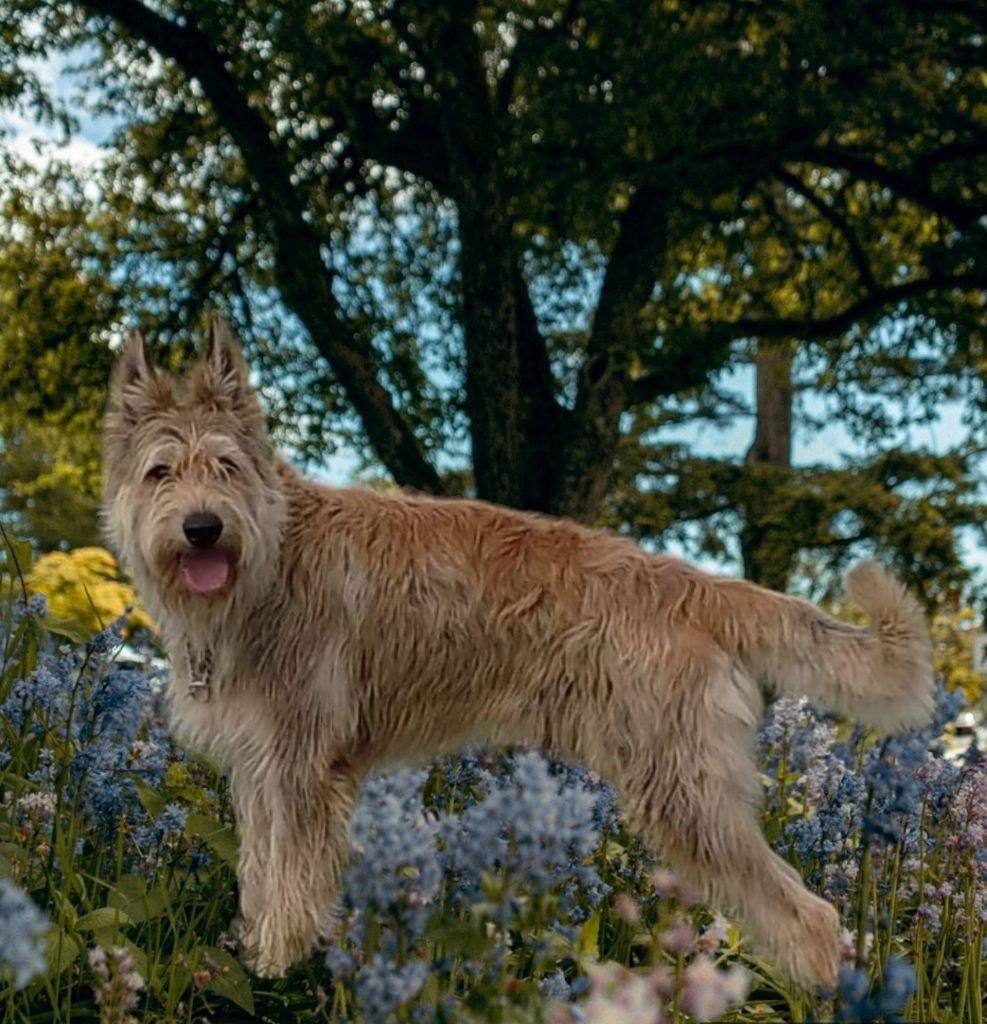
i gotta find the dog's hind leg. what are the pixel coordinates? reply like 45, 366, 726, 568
616, 654, 839, 991
231, 752, 361, 977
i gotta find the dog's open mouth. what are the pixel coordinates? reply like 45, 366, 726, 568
180, 549, 233, 595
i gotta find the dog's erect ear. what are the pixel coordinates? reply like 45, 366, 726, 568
198, 316, 256, 411
107, 328, 157, 426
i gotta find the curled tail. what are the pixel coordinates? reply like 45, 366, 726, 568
735, 561, 934, 732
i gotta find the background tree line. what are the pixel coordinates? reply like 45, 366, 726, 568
1, 0, 986, 604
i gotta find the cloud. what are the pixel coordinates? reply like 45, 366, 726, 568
4, 128, 108, 173
1, 46, 118, 173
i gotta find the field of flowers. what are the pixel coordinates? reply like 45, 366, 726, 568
2, 537, 986, 1023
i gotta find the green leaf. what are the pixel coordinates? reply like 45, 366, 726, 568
2, 535, 33, 578
48, 889, 78, 929
0, 841, 29, 876
427, 919, 490, 959
185, 812, 239, 865
43, 613, 95, 643
133, 777, 167, 817
44, 927, 80, 977
106, 873, 168, 924
577, 911, 601, 957
74, 906, 134, 931
202, 946, 255, 1015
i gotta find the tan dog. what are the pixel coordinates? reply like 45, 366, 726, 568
102, 319, 934, 990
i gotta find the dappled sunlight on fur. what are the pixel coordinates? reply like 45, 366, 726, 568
102, 319, 934, 990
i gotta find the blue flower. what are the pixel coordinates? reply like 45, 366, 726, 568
0, 879, 49, 989
837, 957, 916, 1023
539, 968, 571, 1000
877, 957, 916, 1016
133, 802, 189, 853
325, 943, 355, 980
439, 751, 602, 912
354, 954, 428, 1024
345, 768, 440, 948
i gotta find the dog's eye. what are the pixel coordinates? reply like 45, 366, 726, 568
218, 457, 239, 477
145, 464, 170, 483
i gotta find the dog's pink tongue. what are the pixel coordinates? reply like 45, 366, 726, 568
180, 550, 230, 594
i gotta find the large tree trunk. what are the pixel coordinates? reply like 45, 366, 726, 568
454, 176, 524, 508
554, 185, 669, 522
427, 9, 565, 511
748, 343, 794, 468
741, 342, 797, 591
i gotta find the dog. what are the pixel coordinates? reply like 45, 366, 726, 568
102, 317, 934, 990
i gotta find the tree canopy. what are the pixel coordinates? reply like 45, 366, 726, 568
1, 0, 986, 597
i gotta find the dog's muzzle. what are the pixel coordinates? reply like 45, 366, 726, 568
179, 512, 232, 595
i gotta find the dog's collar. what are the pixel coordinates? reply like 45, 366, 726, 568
184, 640, 213, 703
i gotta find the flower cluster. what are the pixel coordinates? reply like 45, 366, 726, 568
345, 767, 441, 949
439, 751, 604, 914
837, 957, 916, 1024
1, 601, 173, 857
759, 683, 987, 1018
89, 945, 146, 1024
328, 752, 610, 1020
0, 878, 49, 990
550, 951, 748, 1024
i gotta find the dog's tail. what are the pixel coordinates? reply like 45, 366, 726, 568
720, 561, 934, 732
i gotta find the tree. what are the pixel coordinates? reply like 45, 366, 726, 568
2, 0, 986, 592
0, 158, 120, 549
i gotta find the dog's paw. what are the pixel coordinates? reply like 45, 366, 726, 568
782, 898, 840, 992
241, 950, 290, 979
230, 914, 300, 978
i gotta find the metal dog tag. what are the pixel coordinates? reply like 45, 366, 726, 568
188, 678, 211, 702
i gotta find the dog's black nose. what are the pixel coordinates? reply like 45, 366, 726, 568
183, 512, 224, 548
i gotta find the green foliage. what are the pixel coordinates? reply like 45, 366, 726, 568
0, 422, 103, 553
605, 427, 987, 603
932, 607, 984, 709
0, 159, 120, 551
0, 580, 245, 1022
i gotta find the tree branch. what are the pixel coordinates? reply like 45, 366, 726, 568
731, 271, 987, 339
495, 0, 581, 114
804, 144, 987, 227
514, 264, 568, 507
77, 0, 443, 493
775, 165, 878, 292
630, 270, 987, 404
413, 6, 539, 507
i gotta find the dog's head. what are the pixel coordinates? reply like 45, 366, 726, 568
102, 318, 285, 618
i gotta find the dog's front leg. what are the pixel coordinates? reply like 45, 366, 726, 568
231, 756, 360, 977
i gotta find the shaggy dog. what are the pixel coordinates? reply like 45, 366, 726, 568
102, 318, 934, 990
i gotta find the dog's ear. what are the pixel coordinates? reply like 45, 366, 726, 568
107, 328, 157, 427
197, 317, 257, 411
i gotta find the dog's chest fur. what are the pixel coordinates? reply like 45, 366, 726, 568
164, 615, 360, 772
